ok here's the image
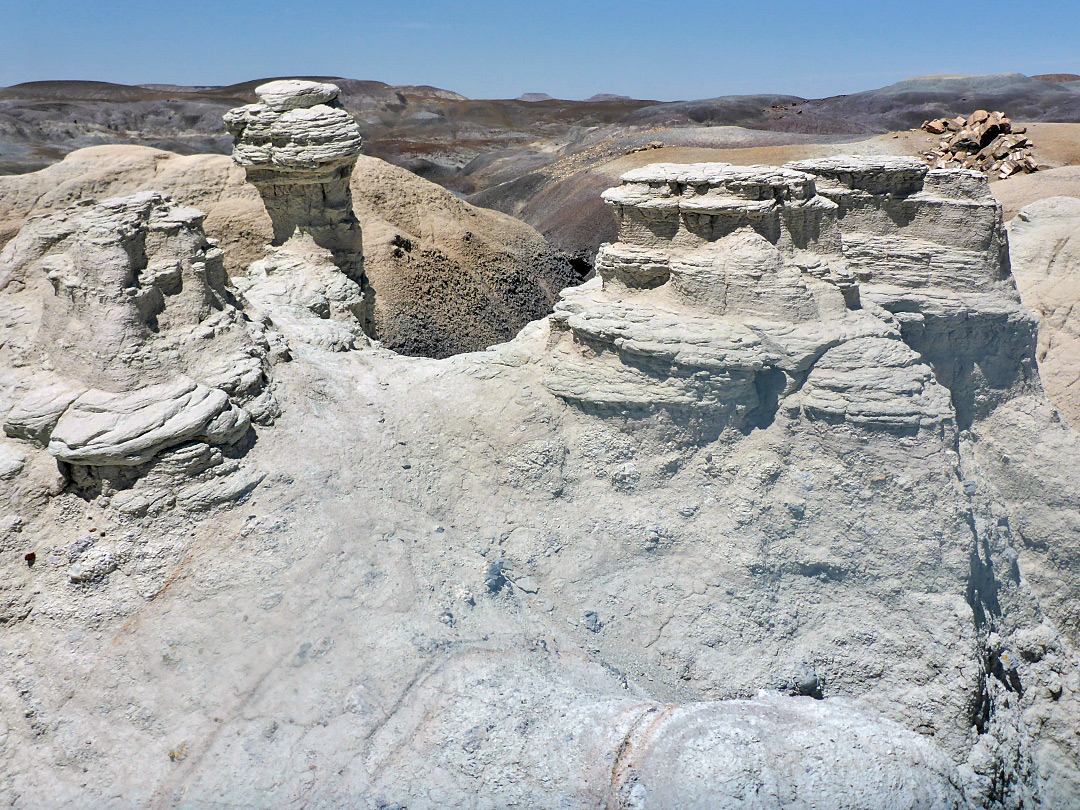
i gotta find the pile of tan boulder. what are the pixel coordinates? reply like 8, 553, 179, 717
625, 140, 664, 154
920, 110, 1038, 178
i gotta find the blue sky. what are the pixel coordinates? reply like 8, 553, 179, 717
2, 0, 1078, 99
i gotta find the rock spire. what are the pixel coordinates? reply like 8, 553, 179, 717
223, 80, 369, 326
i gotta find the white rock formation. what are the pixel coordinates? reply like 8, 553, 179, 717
47, 377, 249, 467
548, 160, 959, 438
0, 155, 1078, 810
222, 81, 580, 356
787, 157, 1037, 430
224, 80, 371, 336
0, 142, 581, 358
363, 653, 970, 809
537, 158, 1079, 806
250, 79, 342, 112
1006, 196, 1080, 427
0, 191, 272, 506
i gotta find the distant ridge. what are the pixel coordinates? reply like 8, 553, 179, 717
2, 71, 1077, 194
1033, 74, 1080, 83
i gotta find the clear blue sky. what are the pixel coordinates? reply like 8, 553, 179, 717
2, 0, 1077, 100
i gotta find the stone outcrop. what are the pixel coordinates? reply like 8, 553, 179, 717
788, 157, 1039, 429
537, 157, 1080, 806
546, 159, 977, 438
223, 81, 371, 334
222, 81, 581, 356
0, 191, 272, 505
1006, 196, 1080, 427
47, 378, 249, 467
364, 653, 970, 809
2, 148, 1079, 810
0, 142, 581, 359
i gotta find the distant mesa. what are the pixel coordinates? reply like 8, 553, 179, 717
518, 92, 637, 103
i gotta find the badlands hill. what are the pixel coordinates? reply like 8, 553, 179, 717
0, 75, 651, 177
3, 71, 1079, 181
626, 73, 1080, 132
1, 79, 1080, 809
5, 70, 1079, 267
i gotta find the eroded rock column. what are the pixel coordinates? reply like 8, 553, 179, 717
224, 81, 369, 325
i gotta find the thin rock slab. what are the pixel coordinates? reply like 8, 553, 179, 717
48, 376, 250, 466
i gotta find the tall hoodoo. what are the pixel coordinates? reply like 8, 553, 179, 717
223, 80, 369, 323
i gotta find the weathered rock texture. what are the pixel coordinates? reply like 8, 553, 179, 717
1007, 196, 1080, 427
0, 145, 582, 357
788, 157, 1037, 430
222, 80, 581, 356
541, 157, 1078, 806
223, 80, 372, 337
362, 653, 970, 809
223, 81, 364, 263
0, 155, 1079, 810
0, 191, 273, 507
550, 157, 1035, 434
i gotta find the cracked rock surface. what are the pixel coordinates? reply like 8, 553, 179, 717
0, 190, 274, 510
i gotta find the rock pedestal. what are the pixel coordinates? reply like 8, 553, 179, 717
223, 81, 369, 326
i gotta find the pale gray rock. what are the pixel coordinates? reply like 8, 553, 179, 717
786, 158, 1036, 430
0, 442, 28, 481
0, 191, 272, 398
3, 379, 86, 444
224, 81, 369, 331
363, 653, 971, 809
550, 161, 945, 437
234, 231, 370, 352
48, 377, 249, 467
253, 79, 340, 112
802, 336, 954, 430
1006, 196, 1080, 427
0, 154, 1078, 810
224, 80, 361, 175
0, 192, 271, 504
533, 158, 1080, 806
67, 545, 119, 583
